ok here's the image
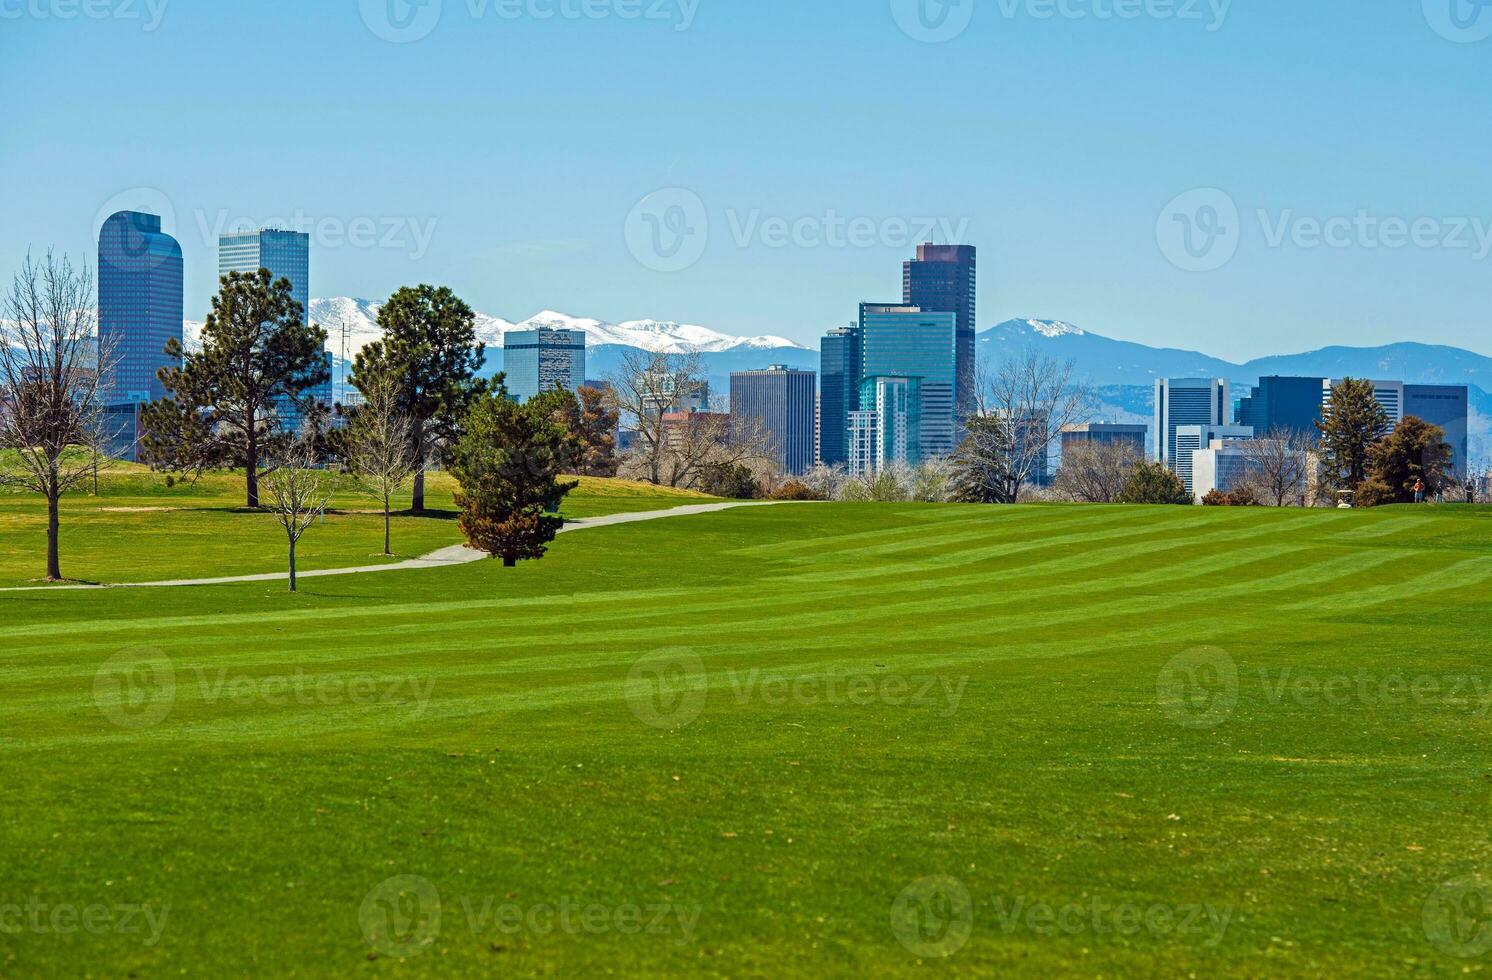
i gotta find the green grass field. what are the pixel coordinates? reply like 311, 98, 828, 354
2, 492, 1491, 976
0, 466, 714, 587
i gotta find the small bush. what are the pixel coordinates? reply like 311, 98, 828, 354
1355, 479, 1397, 508
770, 480, 826, 501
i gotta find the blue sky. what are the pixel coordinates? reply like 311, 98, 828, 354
3, 0, 1489, 359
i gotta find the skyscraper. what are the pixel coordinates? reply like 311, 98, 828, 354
217, 228, 329, 422
218, 229, 310, 317
98, 210, 183, 406
818, 325, 861, 468
858, 303, 957, 459
1404, 384, 1470, 478
1236, 376, 1326, 440
1173, 424, 1254, 495
903, 243, 976, 418
730, 366, 817, 474
504, 328, 586, 402
848, 376, 920, 477
1060, 423, 1147, 457
1155, 378, 1230, 472
98, 211, 183, 461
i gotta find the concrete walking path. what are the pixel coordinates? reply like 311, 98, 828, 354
1, 500, 792, 593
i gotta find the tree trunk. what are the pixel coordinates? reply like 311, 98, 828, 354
246, 424, 260, 509
411, 426, 426, 514
503, 554, 517, 568
46, 492, 61, 582
383, 500, 392, 556
288, 538, 297, 592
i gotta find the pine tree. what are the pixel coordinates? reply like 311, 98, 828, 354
1117, 461, 1191, 505
450, 393, 578, 568
1317, 378, 1391, 492
1367, 415, 1454, 502
143, 269, 329, 508
350, 285, 487, 513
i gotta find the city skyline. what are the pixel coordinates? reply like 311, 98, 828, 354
5, 3, 1491, 360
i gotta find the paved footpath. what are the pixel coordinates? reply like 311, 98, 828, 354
2, 501, 793, 592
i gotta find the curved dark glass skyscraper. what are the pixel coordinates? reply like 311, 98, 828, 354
98, 210, 183, 405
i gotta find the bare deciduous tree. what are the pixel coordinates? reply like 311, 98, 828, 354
960, 349, 1096, 504
1052, 440, 1143, 503
345, 374, 416, 556
0, 252, 116, 581
263, 437, 335, 592
607, 348, 773, 490
1240, 430, 1314, 507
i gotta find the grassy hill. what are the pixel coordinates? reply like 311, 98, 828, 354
1, 502, 1490, 975
0, 466, 715, 587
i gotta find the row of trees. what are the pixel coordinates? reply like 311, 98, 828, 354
0, 253, 617, 582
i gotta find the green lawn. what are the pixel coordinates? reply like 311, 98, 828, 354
2, 501, 1490, 976
0, 467, 716, 587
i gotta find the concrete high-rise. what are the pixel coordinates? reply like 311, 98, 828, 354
730, 366, 817, 474
98, 211, 183, 460
504, 328, 586, 402
858, 303, 957, 459
818, 325, 861, 468
903, 243, 975, 418
1173, 424, 1254, 495
1155, 378, 1230, 473
1060, 423, 1147, 456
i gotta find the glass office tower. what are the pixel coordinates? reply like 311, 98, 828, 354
98, 211, 183, 460
217, 229, 329, 423
903, 243, 975, 419
98, 210, 183, 405
858, 303, 957, 458
503, 329, 587, 402
818, 325, 861, 467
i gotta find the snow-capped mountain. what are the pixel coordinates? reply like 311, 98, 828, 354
281, 299, 802, 357
184, 298, 804, 357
